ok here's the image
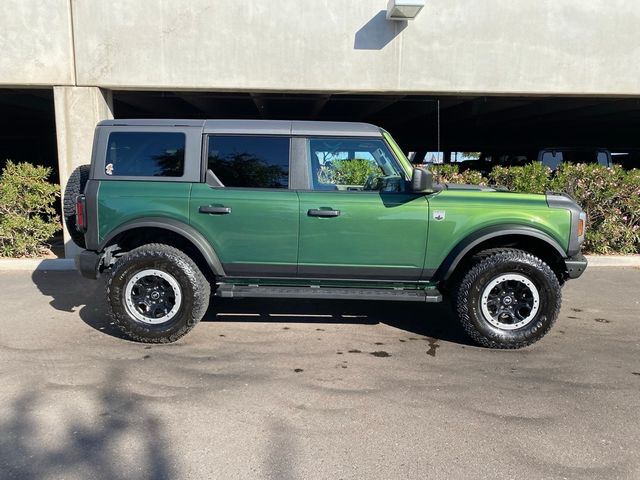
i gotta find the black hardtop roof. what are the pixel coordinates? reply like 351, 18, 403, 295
97, 119, 383, 137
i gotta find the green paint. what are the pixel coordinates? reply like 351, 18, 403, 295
424, 189, 570, 270
98, 181, 192, 242
298, 191, 428, 276
190, 184, 299, 267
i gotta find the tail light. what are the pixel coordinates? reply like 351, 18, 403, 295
76, 195, 87, 233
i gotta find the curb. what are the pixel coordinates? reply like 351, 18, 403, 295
583, 255, 640, 267
0, 256, 639, 272
0, 259, 76, 272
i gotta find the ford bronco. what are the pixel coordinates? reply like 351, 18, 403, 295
67, 119, 587, 348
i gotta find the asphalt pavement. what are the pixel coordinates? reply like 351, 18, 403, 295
0, 267, 639, 480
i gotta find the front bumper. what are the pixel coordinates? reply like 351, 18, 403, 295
75, 250, 103, 279
564, 253, 588, 279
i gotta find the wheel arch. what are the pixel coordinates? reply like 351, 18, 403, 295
99, 217, 225, 278
436, 225, 567, 284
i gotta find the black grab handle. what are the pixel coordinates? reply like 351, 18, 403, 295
199, 205, 232, 215
307, 208, 340, 217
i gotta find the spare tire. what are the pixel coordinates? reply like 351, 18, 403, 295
63, 164, 90, 248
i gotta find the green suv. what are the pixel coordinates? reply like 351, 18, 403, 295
68, 119, 587, 348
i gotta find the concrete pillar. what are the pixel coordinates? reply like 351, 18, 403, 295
54, 86, 114, 258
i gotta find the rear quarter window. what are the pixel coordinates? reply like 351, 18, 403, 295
105, 132, 185, 177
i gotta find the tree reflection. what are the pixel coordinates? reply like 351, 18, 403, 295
208, 153, 288, 188
152, 148, 185, 177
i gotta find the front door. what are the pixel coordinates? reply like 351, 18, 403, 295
297, 137, 429, 281
190, 134, 299, 277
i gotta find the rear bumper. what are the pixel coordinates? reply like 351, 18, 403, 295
74, 250, 103, 279
564, 253, 588, 279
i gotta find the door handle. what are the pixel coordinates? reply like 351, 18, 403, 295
199, 205, 232, 215
308, 208, 340, 217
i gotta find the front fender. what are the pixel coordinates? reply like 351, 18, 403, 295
433, 224, 567, 281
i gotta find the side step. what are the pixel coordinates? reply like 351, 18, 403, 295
215, 284, 442, 303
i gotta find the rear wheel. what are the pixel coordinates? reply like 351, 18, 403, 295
455, 249, 561, 349
107, 243, 210, 343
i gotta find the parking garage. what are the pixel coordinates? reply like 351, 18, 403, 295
2, 89, 640, 186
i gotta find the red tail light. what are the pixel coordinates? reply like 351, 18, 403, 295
75, 195, 87, 232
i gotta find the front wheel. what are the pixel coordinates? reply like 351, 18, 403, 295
455, 249, 561, 349
107, 243, 210, 343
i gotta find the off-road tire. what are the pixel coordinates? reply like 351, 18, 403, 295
63, 164, 90, 248
107, 243, 211, 343
455, 248, 561, 349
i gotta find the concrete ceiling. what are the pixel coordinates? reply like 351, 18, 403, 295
112, 91, 640, 152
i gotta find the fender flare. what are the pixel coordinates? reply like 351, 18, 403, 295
99, 217, 225, 276
436, 224, 567, 281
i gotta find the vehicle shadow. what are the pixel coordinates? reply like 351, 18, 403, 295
31, 270, 129, 341
31, 270, 473, 346
204, 297, 473, 346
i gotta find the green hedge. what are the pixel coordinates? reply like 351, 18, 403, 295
432, 162, 640, 255
0, 161, 60, 257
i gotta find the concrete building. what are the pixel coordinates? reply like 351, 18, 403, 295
1, 0, 640, 255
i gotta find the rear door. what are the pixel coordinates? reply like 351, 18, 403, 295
296, 136, 429, 281
190, 134, 299, 277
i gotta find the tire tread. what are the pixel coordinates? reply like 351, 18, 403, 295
106, 243, 210, 343
455, 248, 561, 349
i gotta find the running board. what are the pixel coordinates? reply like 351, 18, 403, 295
215, 284, 442, 303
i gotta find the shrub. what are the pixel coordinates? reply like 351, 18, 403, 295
430, 164, 488, 185
550, 164, 640, 254
490, 162, 551, 194
0, 161, 61, 257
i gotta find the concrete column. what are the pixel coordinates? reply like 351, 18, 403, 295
54, 86, 114, 258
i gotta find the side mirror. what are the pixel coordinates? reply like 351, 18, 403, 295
411, 167, 433, 192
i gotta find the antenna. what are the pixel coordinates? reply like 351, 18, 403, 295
437, 99, 441, 157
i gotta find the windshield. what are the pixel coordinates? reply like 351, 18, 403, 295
381, 130, 413, 178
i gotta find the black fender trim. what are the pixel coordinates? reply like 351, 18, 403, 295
435, 224, 567, 281
99, 217, 225, 276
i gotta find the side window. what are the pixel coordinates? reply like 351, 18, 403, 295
541, 151, 562, 170
106, 132, 185, 177
307, 138, 405, 192
596, 151, 609, 166
208, 136, 289, 188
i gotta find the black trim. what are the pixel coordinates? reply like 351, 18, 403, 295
546, 192, 584, 256
564, 253, 588, 279
75, 250, 103, 279
100, 217, 225, 276
289, 137, 309, 190
83, 179, 100, 251
436, 225, 567, 281
199, 205, 231, 215
215, 284, 442, 302
307, 208, 340, 217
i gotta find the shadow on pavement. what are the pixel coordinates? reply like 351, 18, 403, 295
206, 297, 473, 345
32, 270, 472, 346
0, 368, 175, 480
31, 270, 129, 340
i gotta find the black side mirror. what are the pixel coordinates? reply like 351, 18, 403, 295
411, 167, 433, 192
